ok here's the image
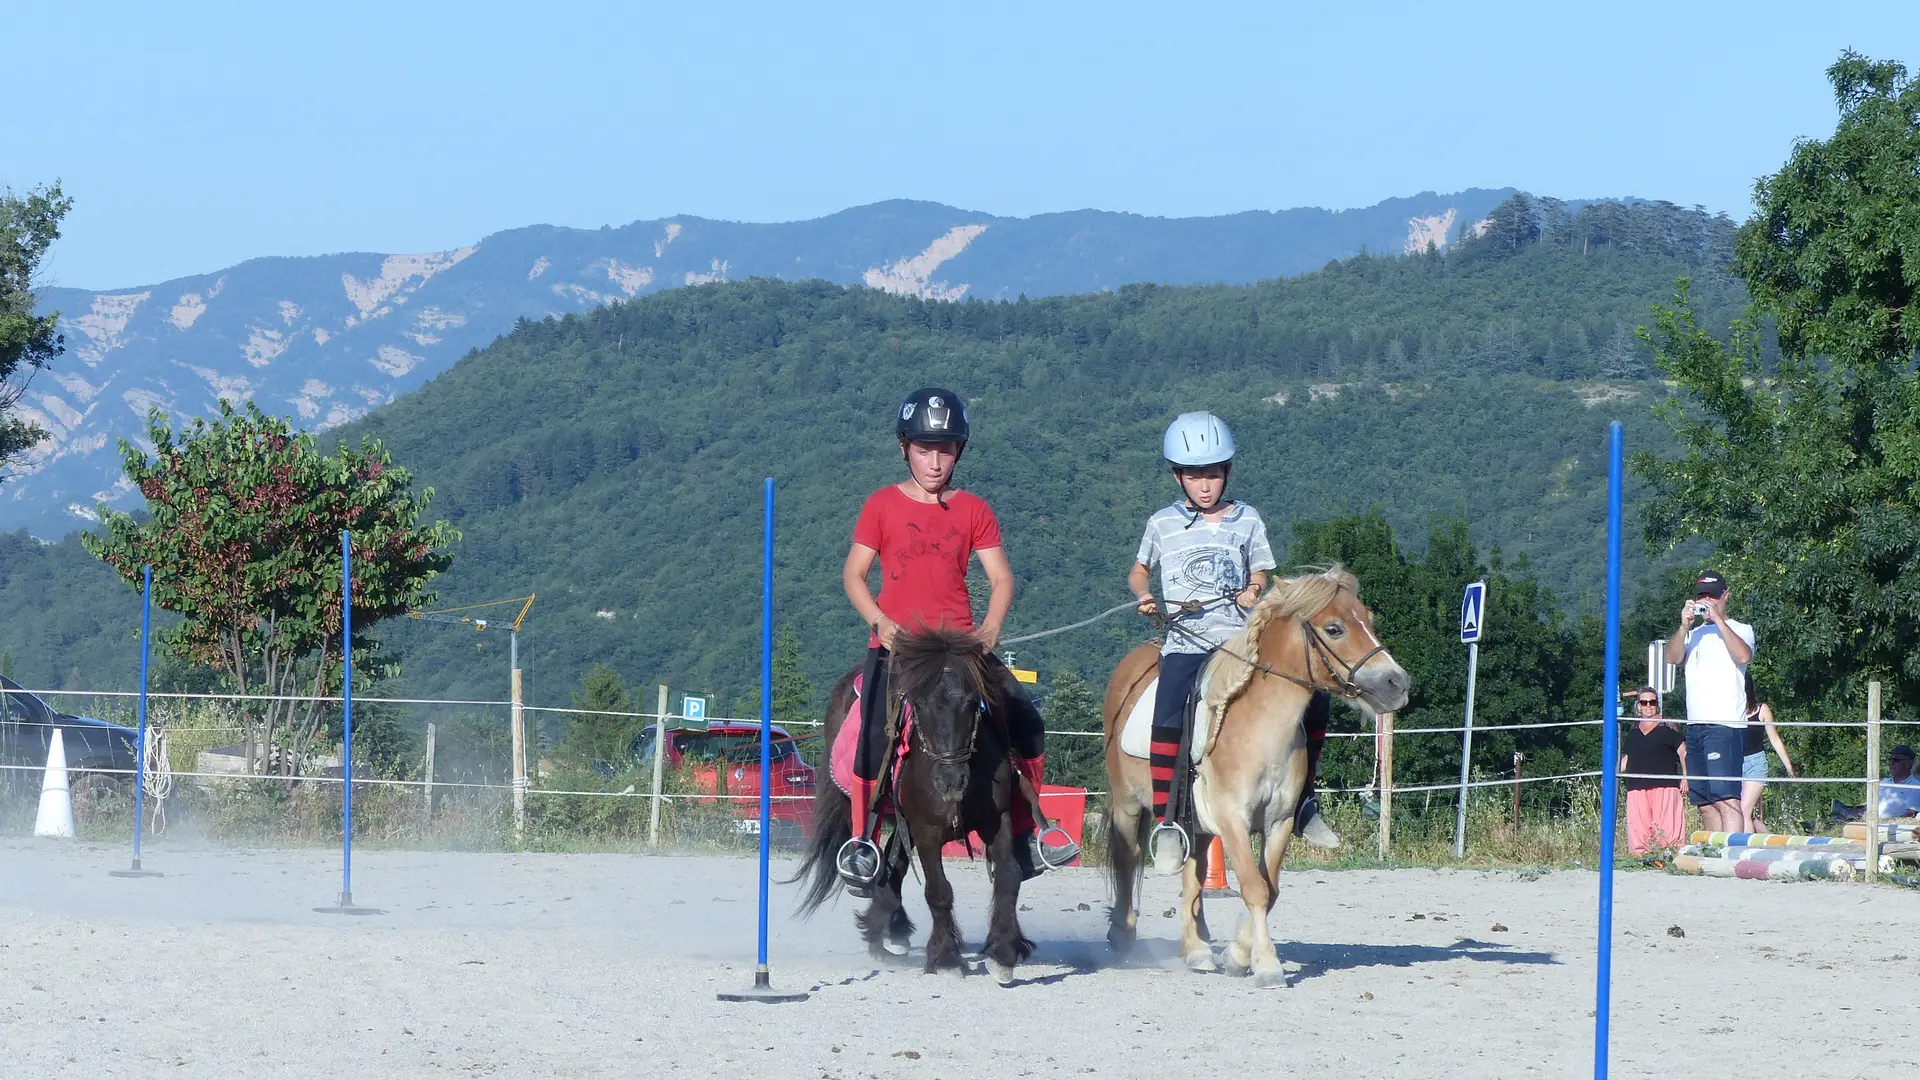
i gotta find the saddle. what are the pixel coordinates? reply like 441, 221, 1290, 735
829, 673, 912, 815
1117, 662, 1219, 761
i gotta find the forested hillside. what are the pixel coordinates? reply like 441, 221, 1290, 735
343, 197, 1741, 709
1, 198, 1745, 740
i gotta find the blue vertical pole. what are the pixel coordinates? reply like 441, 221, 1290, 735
756, 476, 774, 972
1595, 421, 1623, 1080
340, 530, 354, 906
714, 478, 805, 1001
133, 566, 152, 867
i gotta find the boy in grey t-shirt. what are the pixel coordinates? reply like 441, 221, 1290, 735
1128, 412, 1339, 873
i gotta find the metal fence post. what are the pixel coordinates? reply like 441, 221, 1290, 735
1866, 681, 1882, 884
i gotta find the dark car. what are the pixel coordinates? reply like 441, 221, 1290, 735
631, 720, 817, 843
0, 674, 139, 783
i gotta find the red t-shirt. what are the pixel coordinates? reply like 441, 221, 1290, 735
853, 485, 1003, 645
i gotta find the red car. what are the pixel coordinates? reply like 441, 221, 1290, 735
632, 721, 817, 839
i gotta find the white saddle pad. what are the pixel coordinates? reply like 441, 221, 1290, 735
1118, 665, 1216, 762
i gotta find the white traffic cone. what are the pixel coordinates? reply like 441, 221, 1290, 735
34, 728, 76, 839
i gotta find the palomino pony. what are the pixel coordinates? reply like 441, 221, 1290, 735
792, 629, 1036, 983
1103, 566, 1409, 988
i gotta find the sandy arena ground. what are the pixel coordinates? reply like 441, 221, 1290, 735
1, 838, 1915, 1078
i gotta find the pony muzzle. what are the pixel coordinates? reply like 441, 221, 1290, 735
1357, 659, 1412, 713
931, 762, 970, 803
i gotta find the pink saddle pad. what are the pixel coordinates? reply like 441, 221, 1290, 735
829, 674, 911, 809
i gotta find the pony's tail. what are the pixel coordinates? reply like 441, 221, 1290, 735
788, 779, 852, 918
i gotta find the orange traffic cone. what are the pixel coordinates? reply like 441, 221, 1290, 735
1202, 835, 1228, 891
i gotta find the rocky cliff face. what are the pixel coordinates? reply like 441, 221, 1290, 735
11, 190, 1510, 535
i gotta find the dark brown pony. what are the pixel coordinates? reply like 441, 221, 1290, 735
792, 628, 1035, 983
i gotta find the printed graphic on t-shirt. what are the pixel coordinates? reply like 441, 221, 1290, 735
1175, 547, 1248, 598
888, 519, 966, 583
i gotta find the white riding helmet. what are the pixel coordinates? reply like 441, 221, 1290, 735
1162, 412, 1236, 468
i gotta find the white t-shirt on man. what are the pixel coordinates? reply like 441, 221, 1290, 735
1681, 619, 1756, 728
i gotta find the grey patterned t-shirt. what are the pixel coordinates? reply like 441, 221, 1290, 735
1135, 501, 1276, 655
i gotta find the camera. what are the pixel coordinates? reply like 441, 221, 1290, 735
1692, 603, 1710, 618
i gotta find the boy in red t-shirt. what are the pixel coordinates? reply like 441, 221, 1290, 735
837, 387, 1076, 894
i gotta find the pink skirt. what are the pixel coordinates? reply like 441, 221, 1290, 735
1626, 786, 1686, 855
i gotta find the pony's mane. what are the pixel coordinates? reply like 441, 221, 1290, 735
890, 628, 1001, 712
1206, 564, 1359, 715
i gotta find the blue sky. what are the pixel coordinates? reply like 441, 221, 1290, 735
6, 1, 1916, 288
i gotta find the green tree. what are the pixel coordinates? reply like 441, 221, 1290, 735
562, 663, 635, 767
83, 401, 457, 774
1289, 512, 1603, 799
1636, 52, 1920, 737
1039, 669, 1103, 791
0, 183, 71, 479
732, 625, 820, 728
771, 625, 816, 728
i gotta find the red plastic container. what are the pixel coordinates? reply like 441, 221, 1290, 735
940, 784, 1087, 867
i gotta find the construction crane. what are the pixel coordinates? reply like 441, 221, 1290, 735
405, 594, 536, 637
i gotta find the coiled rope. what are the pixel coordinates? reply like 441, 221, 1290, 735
141, 724, 173, 834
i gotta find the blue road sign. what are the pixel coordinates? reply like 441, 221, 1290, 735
1460, 581, 1486, 644
682, 695, 707, 722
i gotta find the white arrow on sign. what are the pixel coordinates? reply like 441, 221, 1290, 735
1460, 580, 1486, 644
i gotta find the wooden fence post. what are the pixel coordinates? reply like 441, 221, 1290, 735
1377, 711, 1394, 861
1512, 752, 1524, 835
423, 722, 436, 821
649, 683, 669, 847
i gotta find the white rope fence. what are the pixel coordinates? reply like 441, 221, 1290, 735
8, 687, 1912, 814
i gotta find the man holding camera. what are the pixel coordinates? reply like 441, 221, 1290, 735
1663, 571, 1754, 834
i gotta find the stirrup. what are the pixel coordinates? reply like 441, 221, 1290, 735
1149, 820, 1191, 864
835, 836, 883, 896
1036, 825, 1081, 870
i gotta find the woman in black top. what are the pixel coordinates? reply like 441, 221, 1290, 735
1620, 687, 1688, 855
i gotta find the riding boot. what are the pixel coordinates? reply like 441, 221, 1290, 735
837, 776, 883, 896
1011, 754, 1080, 877
1293, 693, 1341, 848
849, 775, 876, 841
1294, 786, 1342, 849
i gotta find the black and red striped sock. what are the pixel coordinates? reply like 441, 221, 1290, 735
1149, 728, 1181, 822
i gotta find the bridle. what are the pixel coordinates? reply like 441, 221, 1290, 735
891, 657, 988, 770
1157, 584, 1386, 703
1297, 615, 1389, 701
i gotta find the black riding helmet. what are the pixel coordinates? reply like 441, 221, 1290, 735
896, 387, 969, 445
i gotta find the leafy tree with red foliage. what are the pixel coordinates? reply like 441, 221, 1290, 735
85, 401, 457, 774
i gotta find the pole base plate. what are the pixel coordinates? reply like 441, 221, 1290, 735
109, 868, 165, 878
314, 891, 384, 916
716, 968, 809, 1003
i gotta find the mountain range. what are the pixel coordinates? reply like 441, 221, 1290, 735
10, 190, 1515, 537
